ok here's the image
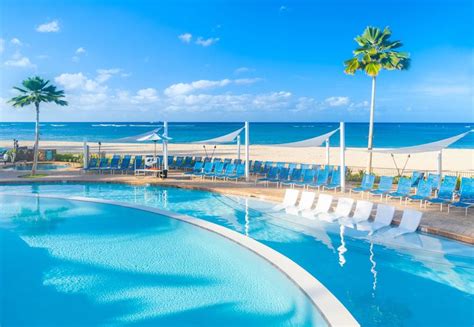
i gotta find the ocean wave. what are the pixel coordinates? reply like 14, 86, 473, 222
172, 124, 195, 127
50, 124, 66, 127
292, 125, 315, 128
128, 124, 160, 127
92, 124, 128, 127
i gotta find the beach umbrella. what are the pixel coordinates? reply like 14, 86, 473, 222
136, 132, 170, 157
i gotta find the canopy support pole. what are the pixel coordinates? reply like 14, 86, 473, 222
83, 141, 89, 169
163, 121, 169, 176
326, 138, 330, 166
340, 122, 345, 192
237, 135, 241, 161
245, 121, 250, 182
390, 154, 400, 176
437, 150, 442, 187
400, 155, 410, 176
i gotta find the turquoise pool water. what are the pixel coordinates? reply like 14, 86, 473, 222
1, 183, 473, 326
2, 163, 69, 171
0, 194, 324, 326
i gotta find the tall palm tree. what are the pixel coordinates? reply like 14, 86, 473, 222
344, 26, 410, 173
9, 76, 67, 175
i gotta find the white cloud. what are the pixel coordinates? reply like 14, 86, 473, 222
195, 37, 220, 47
54, 72, 105, 93
164, 78, 261, 97
96, 68, 121, 83
178, 33, 192, 43
133, 88, 159, 103
76, 47, 86, 54
0, 39, 4, 54
324, 96, 350, 107
36, 20, 60, 32
4, 52, 35, 68
10, 38, 22, 46
416, 84, 471, 96
234, 78, 262, 85
234, 67, 254, 75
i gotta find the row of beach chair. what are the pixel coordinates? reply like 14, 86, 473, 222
274, 189, 423, 237
350, 173, 473, 215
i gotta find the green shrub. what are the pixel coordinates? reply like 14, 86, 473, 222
55, 153, 83, 163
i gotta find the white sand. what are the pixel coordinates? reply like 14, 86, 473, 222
2, 140, 472, 174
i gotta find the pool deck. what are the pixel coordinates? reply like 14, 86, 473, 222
1, 167, 473, 245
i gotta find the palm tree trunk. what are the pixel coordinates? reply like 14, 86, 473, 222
366, 76, 376, 173
32, 102, 40, 175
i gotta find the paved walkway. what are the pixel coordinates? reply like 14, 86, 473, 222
1, 168, 473, 244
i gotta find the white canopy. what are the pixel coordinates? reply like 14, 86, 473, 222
192, 126, 244, 144
369, 130, 472, 154
270, 128, 339, 148
136, 132, 171, 142
115, 128, 163, 142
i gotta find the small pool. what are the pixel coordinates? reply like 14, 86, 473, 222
0, 194, 325, 326
1, 183, 473, 326
2, 163, 69, 171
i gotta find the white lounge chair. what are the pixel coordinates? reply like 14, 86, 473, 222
272, 189, 299, 211
301, 193, 333, 219
318, 197, 354, 222
377, 209, 422, 238
357, 204, 395, 235
286, 191, 316, 215
339, 200, 374, 228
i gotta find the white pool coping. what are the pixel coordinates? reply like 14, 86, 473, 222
5, 192, 359, 327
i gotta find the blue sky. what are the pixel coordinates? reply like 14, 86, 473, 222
0, 0, 472, 122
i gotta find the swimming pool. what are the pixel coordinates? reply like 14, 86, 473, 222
2, 163, 69, 171
1, 182, 473, 326
1, 194, 328, 326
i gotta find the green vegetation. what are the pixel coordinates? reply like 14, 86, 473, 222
8, 76, 68, 175
18, 173, 49, 178
344, 26, 410, 173
56, 153, 83, 163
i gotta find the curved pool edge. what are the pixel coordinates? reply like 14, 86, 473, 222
4, 192, 360, 327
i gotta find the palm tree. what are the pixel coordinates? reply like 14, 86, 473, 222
9, 76, 67, 175
344, 26, 410, 173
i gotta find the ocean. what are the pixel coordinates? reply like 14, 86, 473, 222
1, 122, 472, 149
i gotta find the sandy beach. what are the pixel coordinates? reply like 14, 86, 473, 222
2, 140, 472, 174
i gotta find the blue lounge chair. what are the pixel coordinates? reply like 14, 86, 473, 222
256, 167, 279, 186
169, 156, 182, 169
223, 158, 232, 165
293, 169, 316, 188
280, 168, 302, 187
116, 155, 131, 174
182, 156, 194, 170
90, 157, 109, 173
300, 164, 311, 170
185, 161, 204, 175
258, 161, 274, 176
205, 162, 225, 179
386, 177, 411, 203
213, 158, 222, 163
411, 171, 425, 187
102, 155, 121, 174
83, 157, 98, 173
426, 175, 456, 210
369, 176, 394, 199
193, 162, 214, 178
251, 161, 263, 175
287, 163, 297, 174
448, 177, 474, 216
194, 156, 202, 163
426, 173, 441, 191
226, 164, 246, 181
216, 164, 236, 180
307, 168, 329, 190
271, 168, 289, 187
406, 180, 432, 207
323, 168, 343, 192
203, 157, 211, 163
350, 174, 375, 197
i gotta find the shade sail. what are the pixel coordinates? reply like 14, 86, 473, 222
192, 127, 244, 144
270, 128, 339, 148
369, 130, 472, 154
115, 128, 163, 142
136, 133, 163, 142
